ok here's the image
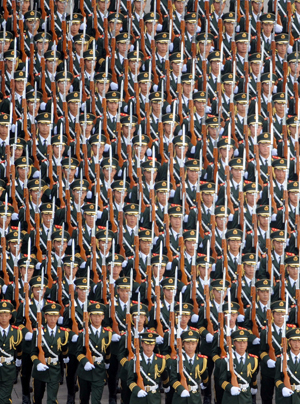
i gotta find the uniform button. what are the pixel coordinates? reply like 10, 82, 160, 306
96, 346, 98, 348
241, 372, 243, 374
51, 346, 53, 348
190, 373, 192, 375
148, 373, 150, 375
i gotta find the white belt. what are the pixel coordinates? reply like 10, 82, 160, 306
45, 357, 58, 365
0, 356, 13, 364
144, 384, 158, 392
188, 385, 199, 392
239, 383, 249, 392
93, 355, 103, 364
292, 385, 300, 392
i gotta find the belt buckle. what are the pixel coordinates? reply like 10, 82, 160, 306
145, 386, 150, 393
151, 390, 156, 394
0, 357, 4, 364
6, 362, 11, 365
47, 358, 51, 365
53, 362, 57, 366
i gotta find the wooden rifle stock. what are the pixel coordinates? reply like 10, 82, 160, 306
205, 284, 214, 333
102, 261, 108, 304
110, 282, 119, 334
134, 334, 145, 389
37, 311, 46, 364
267, 309, 276, 360
251, 285, 259, 337
227, 334, 239, 387
169, 307, 176, 359
24, 281, 33, 332
70, 282, 79, 334
237, 264, 245, 315
282, 335, 292, 389
35, 212, 43, 262
57, 264, 64, 315
218, 312, 226, 357
178, 330, 189, 390
47, 238, 53, 288
14, 262, 19, 309
84, 309, 93, 363
1, 234, 8, 284
155, 284, 163, 336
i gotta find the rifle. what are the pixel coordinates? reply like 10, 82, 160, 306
109, 240, 119, 334
13, 224, 21, 309
169, 269, 177, 359
77, 171, 87, 260
37, 268, 46, 364
237, 239, 245, 315
282, 296, 292, 389
177, 293, 189, 390
84, 266, 93, 363
126, 269, 134, 360
154, 243, 164, 336
204, 239, 214, 332
266, 279, 276, 361
250, 251, 259, 337
218, 272, 227, 358
134, 293, 145, 390
91, 198, 100, 283
101, 223, 109, 304
24, 248, 32, 333
1, 198, 9, 284
35, 176, 43, 262
57, 225, 65, 315
46, 200, 54, 289
70, 241, 79, 334
226, 290, 239, 387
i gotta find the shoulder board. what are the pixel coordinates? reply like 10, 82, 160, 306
278, 207, 284, 211
278, 139, 283, 143
262, 254, 266, 258
190, 327, 199, 331
249, 354, 258, 358
120, 331, 126, 336
238, 326, 248, 330
204, 232, 210, 235
190, 206, 196, 209
156, 354, 165, 358
217, 256, 223, 259
59, 327, 70, 332
104, 327, 113, 332
287, 324, 297, 328
65, 304, 70, 307
247, 230, 252, 234
12, 325, 20, 329
198, 354, 208, 359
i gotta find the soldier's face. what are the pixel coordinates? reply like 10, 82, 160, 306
287, 265, 299, 281
133, 144, 147, 158
68, 101, 79, 117
245, 192, 258, 207
289, 62, 300, 76
224, 21, 234, 36
249, 124, 263, 137
157, 191, 168, 206
75, 42, 88, 55
129, 60, 142, 73
98, 0, 111, 13
32, 286, 46, 301
194, 100, 205, 114
21, 0, 30, 13
163, 123, 176, 136
276, 43, 288, 57
186, 169, 198, 184
262, 23, 274, 37
53, 240, 68, 255
296, 1, 300, 12
273, 311, 285, 327
85, 59, 96, 73
225, 312, 238, 327
56, 0, 67, 13
145, 21, 158, 34
139, 239, 151, 255
17, 167, 27, 181
53, 145, 66, 158
57, 81, 72, 94
156, 42, 168, 56
199, 41, 212, 57
252, 1, 262, 13
110, 264, 122, 279
70, 22, 81, 36
216, 216, 228, 231
243, 264, 255, 279
182, 82, 194, 98
186, 22, 196, 36
26, 19, 39, 33
262, 82, 274, 95
0, 214, 11, 228
0, 312, 12, 328
213, 0, 225, 14
118, 288, 130, 303
19, 265, 34, 281
231, 168, 242, 182
236, 103, 247, 115
107, 100, 119, 114
289, 191, 299, 206
108, 22, 122, 35
133, 314, 146, 328
103, 167, 117, 182
134, 0, 146, 12
29, 188, 44, 204
183, 340, 198, 355
210, 61, 220, 76
289, 339, 300, 355
257, 289, 270, 304
170, 215, 182, 232
177, 313, 191, 328
198, 265, 212, 280
28, 100, 41, 115
274, 168, 286, 184
233, 340, 248, 356
201, 192, 214, 207
274, 102, 285, 116
89, 313, 105, 328
163, 288, 174, 303
15, 80, 25, 95
126, 213, 138, 228
258, 215, 269, 230
116, 42, 127, 56
289, 125, 300, 139
38, 122, 51, 137
64, 264, 78, 278
84, 213, 96, 228
42, 213, 52, 228
152, 264, 165, 279
63, 167, 76, 181
141, 342, 155, 356
8, 241, 22, 257
212, 288, 225, 304
72, 189, 88, 205
236, 42, 248, 56
174, 0, 184, 13
228, 239, 241, 254
175, 144, 188, 158
250, 62, 261, 76
76, 287, 88, 302
96, 82, 110, 95
257, 142, 270, 158
36, 41, 49, 55
99, 239, 112, 253
219, 147, 234, 161
91, 144, 105, 157
46, 59, 58, 73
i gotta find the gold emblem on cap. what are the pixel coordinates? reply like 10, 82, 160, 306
176, 207, 181, 212
280, 93, 284, 98
208, 183, 212, 188
240, 330, 244, 335
279, 231, 284, 236
279, 301, 284, 306
294, 257, 298, 261
148, 333, 153, 337
188, 331, 193, 335
145, 230, 150, 235
13, 232, 18, 236
263, 280, 268, 285
51, 304, 56, 309
162, 33, 167, 38
169, 278, 174, 283
297, 329, 300, 334
83, 279, 87, 283
2, 302, 7, 307
44, 113, 49, 118
233, 230, 238, 234
215, 52, 220, 56
190, 231, 195, 235
112, 92, 116, 96
249, 254, 254, 259
242, 33, 246, 37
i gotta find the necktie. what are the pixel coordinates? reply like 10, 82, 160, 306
263, 306, 267, 313
147, 358, 151, 364
296, 356, 298, 365
2, 330, 5, 338
278, 328, 282, 337
281, 185, 284, 192
189, 359, 193, 365
44, 139, 47, 147
240, 356, 243, 365
192, 186, 196, 191
50, 330, 55, 342
112, 117, 116, 123
161, 58, 165, 63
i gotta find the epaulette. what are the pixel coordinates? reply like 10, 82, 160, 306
104, 327, 113, 332
238, 326, 248, 330
247, 230, 252, 234
47, 299, 56, 304
204, 232, 210, 235
198, 354, 208, 359
120, 331, 126, 336
60, 327, 70, 332
156, 354, 165, 358
238, 140, 244, 144
12, 325, 20, 329
278, 206, 284, 210
190, 327, 199, 331
287, 324, 297, 328
217, 256, 223, 259
249, 354, 258, 359
278, 78, 283, 81
251, 97, 257, 100
190, 206, 196, 209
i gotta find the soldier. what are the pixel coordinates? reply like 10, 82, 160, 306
169, 329, 209, 403
219, 329, 258, 404
76, 302, 112, 404
31, 302, 69, 404
0, 301, 22, 404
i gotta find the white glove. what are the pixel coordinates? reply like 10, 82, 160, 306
25, 332, 33, 341
237, 314, 245, 322
200, 383, 207, 390
84, 362, 95, 371
164, 387, 170, 393
37, 363, 49, 371
137, 390, 148, 397
267, 359, 276, 368
205, 106, 212, 113
251, 388, 258, 395
105, 363, 110, 369
111, 334, 121, 342
282, 387, 294, 397
58, 316, 64, 325
181, 390, 190, 397
72, 335, 79, 343
206, 333, 214, 343
63, 357, 70, 364
16, 359, 22, 367
156, 335, 164, 344
231, 387, 241, 396
252, 338, 260, 345
191, 314, 199, 323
